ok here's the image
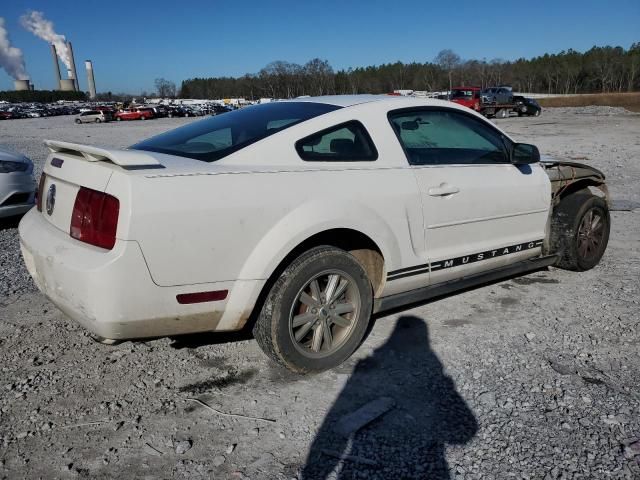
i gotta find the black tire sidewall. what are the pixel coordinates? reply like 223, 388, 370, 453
573, 197, 610, 270
260, 247, 373, 373
553, 194, 610, 271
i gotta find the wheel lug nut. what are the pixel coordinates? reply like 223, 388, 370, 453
311, 308, 317, 314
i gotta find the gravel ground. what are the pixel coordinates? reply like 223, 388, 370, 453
0, 108, 639, 479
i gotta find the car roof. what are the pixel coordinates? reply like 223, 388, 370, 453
286, 94, 387, 107
284, 94, 465, 110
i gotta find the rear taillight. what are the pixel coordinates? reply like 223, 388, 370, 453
36, 174, 46, 212
70, 187, 119, 250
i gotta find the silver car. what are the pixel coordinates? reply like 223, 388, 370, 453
75, 110, 109, 124
0, 146, 35, 219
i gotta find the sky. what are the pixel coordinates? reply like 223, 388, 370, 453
1, 0, 639, 93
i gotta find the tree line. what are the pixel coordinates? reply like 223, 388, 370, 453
0, 89, 86, 103
179, 43, 640, 99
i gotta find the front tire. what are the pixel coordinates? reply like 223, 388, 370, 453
253, 246, 373, 373
551, 193, 610, 271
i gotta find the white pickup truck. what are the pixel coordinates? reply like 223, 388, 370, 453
19, 95, 610, 372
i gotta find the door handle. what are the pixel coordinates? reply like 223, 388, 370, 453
427, 183, 460, 196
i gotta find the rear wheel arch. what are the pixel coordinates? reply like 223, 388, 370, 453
277, 228, 386, 297
263, 228, 386, 299
242, 228, 386, 333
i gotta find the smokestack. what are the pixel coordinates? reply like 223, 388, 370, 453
85, 60, 96, 99
14, 79, 30, 91
59, 79, 75, 91
66, 41, 79, 91
51, 43, 61, 90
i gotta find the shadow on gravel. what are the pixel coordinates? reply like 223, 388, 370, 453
0, 215, 22, 231
168, 328, 254, 349
302, 316, 478, 480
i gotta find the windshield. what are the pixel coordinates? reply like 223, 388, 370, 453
131, 102, 341, 162
450, 89, 474, 99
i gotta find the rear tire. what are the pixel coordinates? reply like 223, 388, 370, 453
75, 119, 81, 124
550, 193, 610, 271
116, 117, 122, 121
253, 246, 373, 373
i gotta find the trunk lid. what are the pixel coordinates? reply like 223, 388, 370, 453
39, 140, 160, 236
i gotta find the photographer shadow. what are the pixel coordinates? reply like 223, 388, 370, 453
302, 316, 478, 479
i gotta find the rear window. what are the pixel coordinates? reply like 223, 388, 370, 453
131, 102, 341, 162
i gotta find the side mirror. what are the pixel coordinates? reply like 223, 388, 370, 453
511, 143, 540, 164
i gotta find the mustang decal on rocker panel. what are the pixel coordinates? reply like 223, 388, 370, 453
387, 240, 544, 281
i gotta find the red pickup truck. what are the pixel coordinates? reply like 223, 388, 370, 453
115, 108, 154, 121
449, 86, 481, 111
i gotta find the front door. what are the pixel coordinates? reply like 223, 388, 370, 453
388, 107, 550, 284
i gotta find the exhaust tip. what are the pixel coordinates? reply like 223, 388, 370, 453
90, 334, 121, 346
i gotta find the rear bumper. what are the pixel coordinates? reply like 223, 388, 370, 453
19, 209, 263, 340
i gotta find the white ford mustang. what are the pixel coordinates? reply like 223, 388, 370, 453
19, 95, 610, 372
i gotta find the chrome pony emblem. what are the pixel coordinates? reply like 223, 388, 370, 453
46, 184, 56, 216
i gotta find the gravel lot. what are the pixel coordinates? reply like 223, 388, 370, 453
1, 108, 639, 479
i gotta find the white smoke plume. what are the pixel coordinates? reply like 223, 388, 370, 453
20, 10, 71, 70
0, 17, 29, 80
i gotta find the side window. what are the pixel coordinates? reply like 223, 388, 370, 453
388, 109, 509, 166
296, 121, 378, 162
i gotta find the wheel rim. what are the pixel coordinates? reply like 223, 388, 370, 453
288, 269, 361, 359
577, 207, 605, 262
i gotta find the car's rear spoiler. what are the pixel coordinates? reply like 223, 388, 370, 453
45, 140, 162, 168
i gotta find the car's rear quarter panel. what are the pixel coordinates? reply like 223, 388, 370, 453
124, 167, 421, 288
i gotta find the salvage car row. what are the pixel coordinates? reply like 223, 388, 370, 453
0, 102, 234, 123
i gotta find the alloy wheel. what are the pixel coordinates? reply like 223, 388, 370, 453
577, 208, 605, 262
288, 270, 361, 358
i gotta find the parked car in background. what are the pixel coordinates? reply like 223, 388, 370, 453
75, 110, 110, 124
211, 104, 233, 116
481, 86, 513, 104
115, 108, 153, 121
20, 96, 610, 373
136, 107, 157, 119
0, 146, 35, 219
146, 106, 169, 118
513, 96, 542, 117
168, 106, 197, 117
449, 87, 481, 111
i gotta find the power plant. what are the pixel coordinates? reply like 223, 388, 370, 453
67, 42, 79, 91
51, 44, 62, 90
47, 40, 91, 93
9, 38, 98, 94
85, 60, 96, 99
14, 79, 30, 91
